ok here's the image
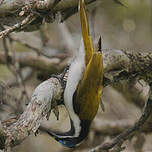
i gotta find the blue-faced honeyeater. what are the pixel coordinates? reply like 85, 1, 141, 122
40, 0, 103, 148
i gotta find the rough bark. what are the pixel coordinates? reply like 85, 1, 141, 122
0, 0, 151, 151
0, 49, 152, 83
0, 48, 152, 150
0, 0, 97, 33
0, 77, 63, 150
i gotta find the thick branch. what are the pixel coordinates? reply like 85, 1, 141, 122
0, 0, 96, 14
0, 0, 97, 33
0, 49, 152, 81
0, 49, 152, 150
102, 49, 152, 86
0, 77, 62, 150
0, 51, 68, 74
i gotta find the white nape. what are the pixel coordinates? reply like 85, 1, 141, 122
64, 38, 85, 138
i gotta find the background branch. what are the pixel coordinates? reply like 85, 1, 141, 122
0, 0, 97, 34
0, 48, 152, 150
89, 89, 152, 152
0, 51, 69, 74
0, 1, 151, 151
0, 49, 152, 82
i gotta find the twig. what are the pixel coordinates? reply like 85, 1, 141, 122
9, 37, 30, 102
7, 67, 33, 88
0, 40, 32, 103
2, 35, 29, 111
0, 13, 36, 39
39, 24, 50, 47
0, 0, 97, 33
89, 89, 152, 152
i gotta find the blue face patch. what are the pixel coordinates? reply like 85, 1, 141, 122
59, 140, 75, 148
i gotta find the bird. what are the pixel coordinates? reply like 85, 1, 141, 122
40, 0, 103, 148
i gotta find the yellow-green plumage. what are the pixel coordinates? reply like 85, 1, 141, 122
75, 52, 103, 120
75, 0, 103, 121
38, 0, 104, 148
79, 0, 94, 66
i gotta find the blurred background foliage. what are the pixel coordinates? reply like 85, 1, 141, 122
0, 0, 152, 151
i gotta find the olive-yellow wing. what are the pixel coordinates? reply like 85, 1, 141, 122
74, 0, 103, 121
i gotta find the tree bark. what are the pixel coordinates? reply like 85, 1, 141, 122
0, 48, 152, 150
0, 0, 97, 32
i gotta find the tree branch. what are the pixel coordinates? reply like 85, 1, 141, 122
0, 49, 152, 82
0, 51, 69, 74
0, 77, 63, 151
89, 89, 152, 152
0, 13, 36, 39
0, 48, 152, 150
0, 0, 97, 34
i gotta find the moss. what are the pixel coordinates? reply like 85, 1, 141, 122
0, 65, 14, 81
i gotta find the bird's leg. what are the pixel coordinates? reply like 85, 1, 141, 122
51, 65, 69, 90
51, 65, 69, 105
49, 65, 69, 120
